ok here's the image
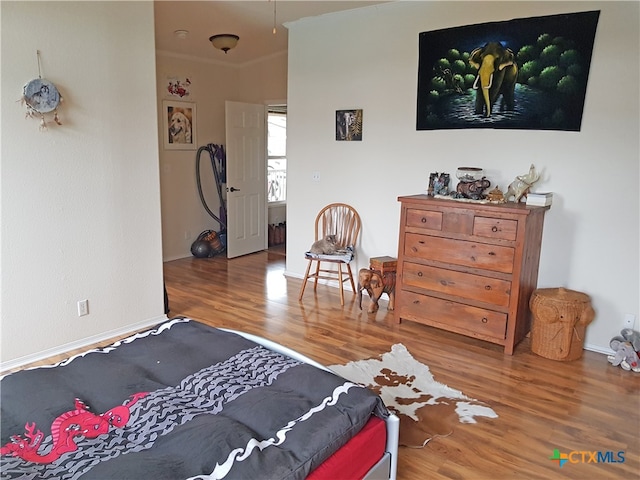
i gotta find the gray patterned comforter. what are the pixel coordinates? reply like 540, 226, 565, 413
1, 318, 387, 479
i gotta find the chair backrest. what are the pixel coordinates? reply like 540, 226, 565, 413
314, 203, 361, 248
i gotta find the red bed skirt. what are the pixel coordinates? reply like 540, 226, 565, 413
307, 415, 387, 480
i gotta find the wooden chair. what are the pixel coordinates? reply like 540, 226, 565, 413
298, 203, 361, 305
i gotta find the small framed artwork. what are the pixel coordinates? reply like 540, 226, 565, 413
165, 75, 192, 98
163, 100, 197, 150
428, 172, 450, 196
336, 109, 363, 141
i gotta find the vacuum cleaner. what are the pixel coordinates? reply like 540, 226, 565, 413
191, 144, 227, 258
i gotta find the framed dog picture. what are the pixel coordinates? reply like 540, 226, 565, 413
163, 100, 197, 150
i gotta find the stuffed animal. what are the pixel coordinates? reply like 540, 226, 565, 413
608, 338, 640, 372
620, 328, 640, 352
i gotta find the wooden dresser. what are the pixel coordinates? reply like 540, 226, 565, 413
395, 195, 549, 354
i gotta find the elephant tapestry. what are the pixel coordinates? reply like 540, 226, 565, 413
416, 11, 600, 131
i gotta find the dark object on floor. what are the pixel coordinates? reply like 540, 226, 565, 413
191, 239, 214, 258
191, 230, 225, 258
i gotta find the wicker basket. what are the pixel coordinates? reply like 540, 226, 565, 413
529, 288, 595, 361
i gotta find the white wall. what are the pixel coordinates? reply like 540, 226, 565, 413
1, 2, 164, 366
286, 1, 639, 352
238, 51, 288, 105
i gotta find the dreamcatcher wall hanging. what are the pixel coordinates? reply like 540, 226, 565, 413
21, 50, 63, 130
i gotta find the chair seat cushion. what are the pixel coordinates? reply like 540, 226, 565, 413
305, 246, 354, 262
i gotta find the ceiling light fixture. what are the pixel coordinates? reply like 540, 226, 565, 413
209, 34, 240, 54
174, 30, 189, 40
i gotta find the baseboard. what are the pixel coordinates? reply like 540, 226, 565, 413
584, 343, 614, 356
284, 270, 303, 280
0, 315, 168, 373
164, 254, 191, 262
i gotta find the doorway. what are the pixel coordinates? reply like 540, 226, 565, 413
267, 105, 287, 255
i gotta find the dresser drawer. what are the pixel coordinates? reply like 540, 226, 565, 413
402, 262, 511, 307
406, 208, 443, 231
473, 216, 518, 241
403, 233, 515, 274
398, 291, 507, 340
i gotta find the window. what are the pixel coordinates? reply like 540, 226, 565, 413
267, 109, 286, 203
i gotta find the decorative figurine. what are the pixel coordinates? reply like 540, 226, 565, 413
486, 186, 506, 203
505, 164, 539, 203
451, 167, 490, 200
455, 176, 491, 200
357, 268, 396, 314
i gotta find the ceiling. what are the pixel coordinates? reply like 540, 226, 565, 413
154, 1, 388, 66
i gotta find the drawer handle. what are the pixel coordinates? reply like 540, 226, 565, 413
417, 271, 423, 277
413, 300, 420, 305
485, 285, 492, 290
481, 317, 488, 323
492, 226, 498, 232
488, 251, 496, 256
421, 217, 427, 223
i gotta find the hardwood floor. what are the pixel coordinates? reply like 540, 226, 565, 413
5, 248, 637, 479
163, 249, 639, 480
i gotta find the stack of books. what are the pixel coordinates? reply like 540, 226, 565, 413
526, 192, 553, 207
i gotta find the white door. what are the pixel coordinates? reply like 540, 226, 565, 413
225, 101, 267, 258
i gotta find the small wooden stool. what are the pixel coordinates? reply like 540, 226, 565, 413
369, 256, 397, 276
529, 287, 595, 361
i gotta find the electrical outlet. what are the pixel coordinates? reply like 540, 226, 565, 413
312, 171, 321, 182
623, 313, 636, 329
77, 300, 89, 317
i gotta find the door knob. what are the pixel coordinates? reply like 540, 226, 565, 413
228, 187, 240, 192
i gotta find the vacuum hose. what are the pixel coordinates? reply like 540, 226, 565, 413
195, 144, 227, 229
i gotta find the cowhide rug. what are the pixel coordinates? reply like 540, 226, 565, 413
330, 344, 498, 447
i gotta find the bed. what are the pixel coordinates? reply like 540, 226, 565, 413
1, 318, 399, 479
